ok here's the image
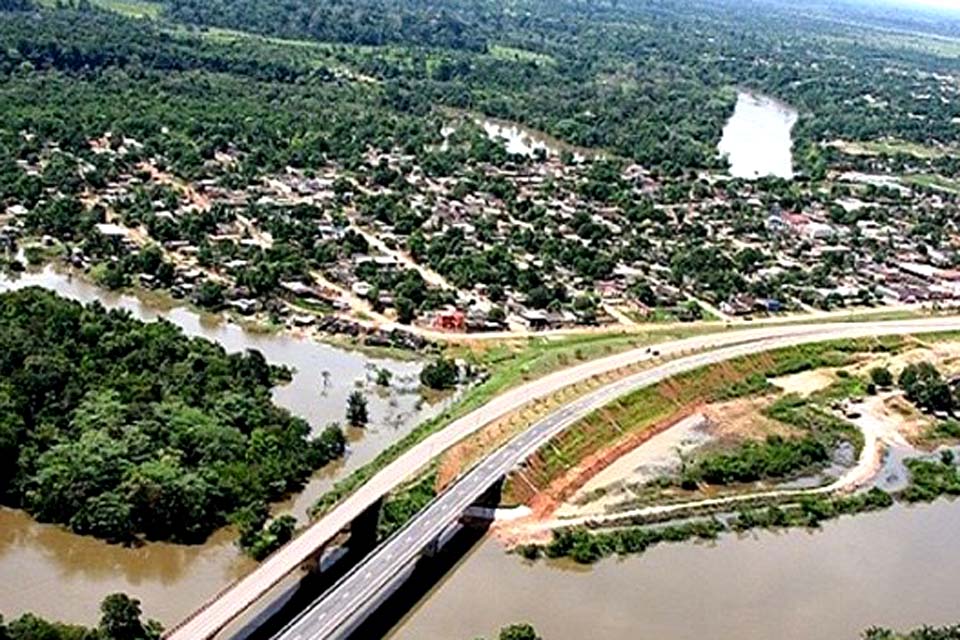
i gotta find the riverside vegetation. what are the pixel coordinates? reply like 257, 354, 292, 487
518, 486, 898, 565
0, 593, 160, 640
679, 393, 862, 488
519, 346, 960, 564
0, 288, 346, 552
865, 625, 960, 640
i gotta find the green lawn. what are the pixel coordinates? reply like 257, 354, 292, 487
198, 26, 331, 50
824, 28, 960, 60
832, 139, 952, 160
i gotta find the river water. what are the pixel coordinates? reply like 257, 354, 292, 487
390, 500, 960, 640
466, 114, 593, 161
6, 266, 960, 637
0, 265, 449, 626
718, 91, 798, 179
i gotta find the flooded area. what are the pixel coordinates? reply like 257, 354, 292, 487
718, 91, 798, 179
0, 265, 449, 626
480, 119, 555, 157
389, 499, 960, 640
441, 109, 593, 160
478, 117, 593, 161
555, 414, 711, 519
0, 508, 254, 627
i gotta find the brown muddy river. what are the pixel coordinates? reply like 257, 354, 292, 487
4, 266, 960, 637
0, 266, 450, 626
389, 500, 960, 640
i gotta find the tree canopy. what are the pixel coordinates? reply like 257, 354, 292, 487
0, 288, 344, 545
0, 593, 160, 640
899, 362, 955, 415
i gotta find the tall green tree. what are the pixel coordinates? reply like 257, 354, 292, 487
346, 390, 369, 428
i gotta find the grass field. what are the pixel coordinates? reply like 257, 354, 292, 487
824, 28, 960, 60
505, 337, 906, 500
37, 0, 163, 18
830, 139, 952, 159
903, 173, 960, 194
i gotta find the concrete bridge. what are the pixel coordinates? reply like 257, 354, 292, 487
165, 318, 960, 640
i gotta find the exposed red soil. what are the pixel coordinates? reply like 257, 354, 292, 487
507, 405, 704, 519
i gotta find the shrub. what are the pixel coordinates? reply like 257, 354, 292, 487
420, 357, 459, 390
869, 366, 894, 388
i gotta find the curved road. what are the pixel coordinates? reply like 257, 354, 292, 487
273, 318, 960, 640
167, 318, 960, 640
537, 397, 899, 532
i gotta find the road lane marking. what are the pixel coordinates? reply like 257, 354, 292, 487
246, 322, 960, 640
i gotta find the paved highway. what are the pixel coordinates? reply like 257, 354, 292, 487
166, 318, 960, 640
273, 318, 960, 640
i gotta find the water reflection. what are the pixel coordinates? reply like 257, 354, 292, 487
718, 91, 798, 179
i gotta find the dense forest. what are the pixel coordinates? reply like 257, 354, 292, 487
0, 288, 345, 545
161, 0, 489, 51
1, 0, 957, 186
150, 0, 960, 166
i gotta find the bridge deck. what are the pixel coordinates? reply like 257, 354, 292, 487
273, 318, 960, 640
165, 319, 960, 640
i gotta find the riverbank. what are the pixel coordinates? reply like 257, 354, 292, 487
388, 499, 960, 640
0, 266, 443, 627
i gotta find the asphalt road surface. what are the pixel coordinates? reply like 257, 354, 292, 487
272, 318, 960, 640
166, 318, 960, 640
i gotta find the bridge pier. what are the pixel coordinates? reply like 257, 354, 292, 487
474, 475, 506, 509
348, 496, 383, 556
219, 501, 388, 640
301, 543, 326, 574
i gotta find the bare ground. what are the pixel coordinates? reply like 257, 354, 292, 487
702, 394, 800, 442
770, 369, 837, 396
494, 341, 960, 546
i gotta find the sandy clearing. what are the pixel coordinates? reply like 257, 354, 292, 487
873, 393, 932, 444
511, 392, 921, 541
703, 395, 799, 441
771, 369, 837, 396
550, 395, 800, 519
555, 413, 710, 519
848, 341, 960, 379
